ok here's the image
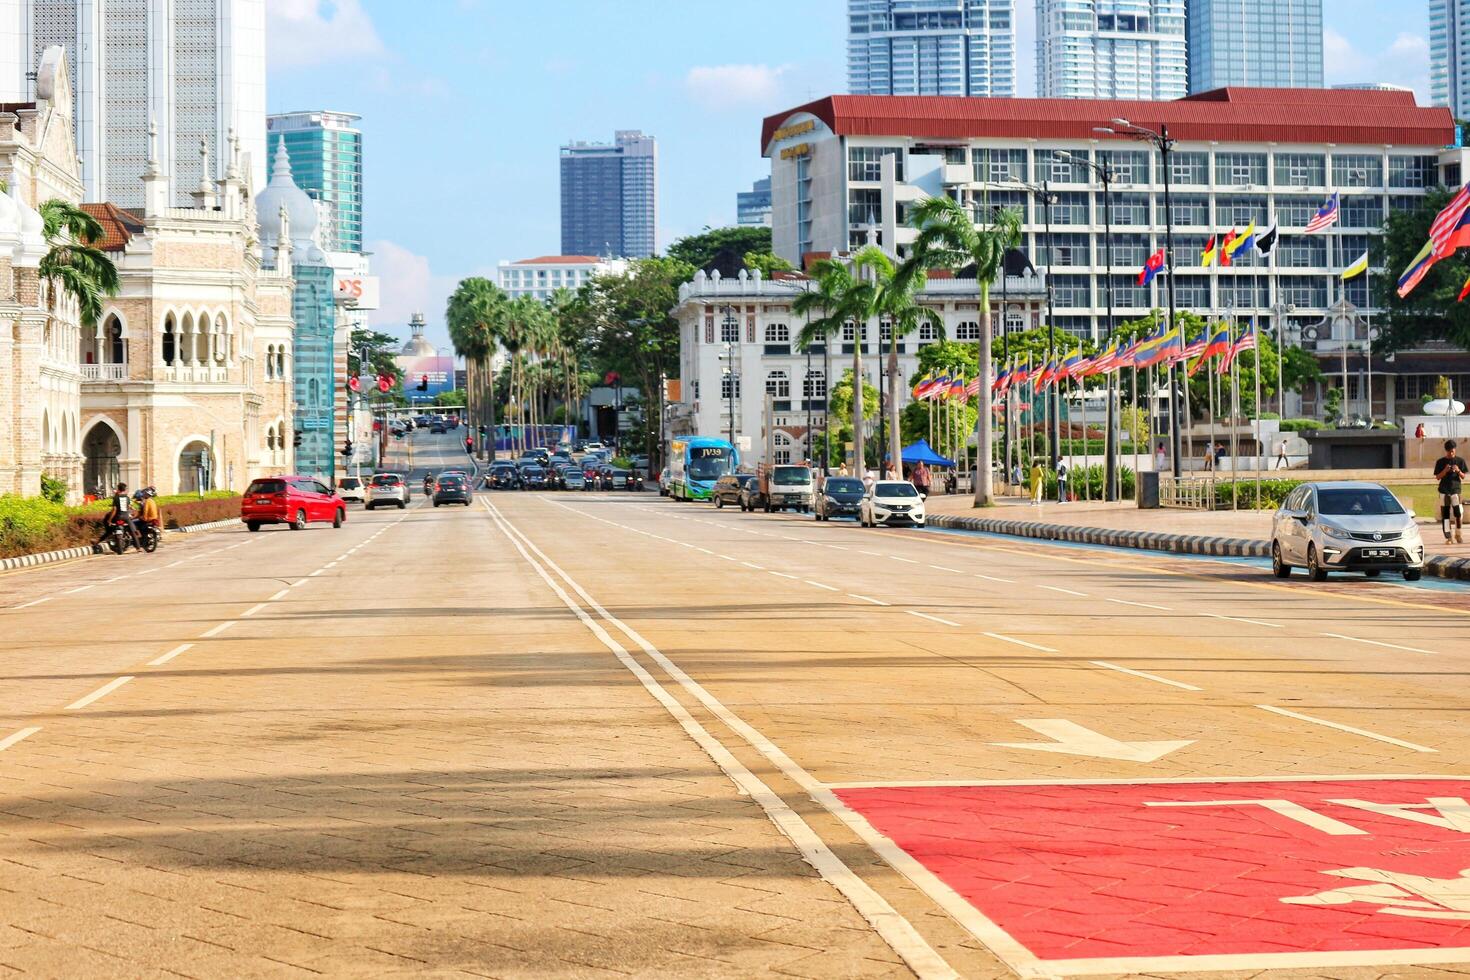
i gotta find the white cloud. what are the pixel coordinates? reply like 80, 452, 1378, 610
1323, 27, 1430, 101
267, 0, 385, 71
367, 239, 459, 346
685, 64, 789, 110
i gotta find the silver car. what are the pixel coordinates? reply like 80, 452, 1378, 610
1271, 481, 1424, 581
366, 473, 409, 510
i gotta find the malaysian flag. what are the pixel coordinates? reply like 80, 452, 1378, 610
1429, 184, 1470, 257
1304, 193, 1339, 235
1219, 327, 1257, 374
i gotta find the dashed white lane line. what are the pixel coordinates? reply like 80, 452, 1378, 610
14, 597, 51, 609
0, 727, 40, 751
199, 620, 236, 638
982, 631, 1058, 653
770, 571, 799, 580
855, 549, 882, 557
65, 676, 133, 711
805, 580, 840, 592
1039, 585, 1088, 597
928, 564, 964, 574
1204, 611, 1283, 629
239, 603, 268, 618
1091, 660, 1202, 691
268, 589, 290, 601
1320, 632, 1436, 655
64, 584, 94, 594
1257, 704, 1436, 753
740, 561, 766, 571
907, 610, 961, 627
848, 593, 891, 606
147, 643, 194, 667
975, 573, 1015, 584
889, 556, 920, 564
716, 554, 739, 562
1105, 597, 1172, 611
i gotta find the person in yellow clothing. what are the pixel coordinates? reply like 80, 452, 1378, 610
1029, 460, 1045, 505
138, 489, 161, 529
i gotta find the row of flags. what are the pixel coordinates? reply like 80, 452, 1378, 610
1397, 182, 1470, 300
908, 321, 1260, 404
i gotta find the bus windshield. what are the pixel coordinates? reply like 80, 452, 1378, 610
687, 447, 733, 481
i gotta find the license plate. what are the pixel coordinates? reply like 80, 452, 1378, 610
256, 498, 270, 504
1363, 548, 1393, 557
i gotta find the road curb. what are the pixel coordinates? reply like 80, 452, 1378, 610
927, 514, 1470, 581
0, 517, 238, 573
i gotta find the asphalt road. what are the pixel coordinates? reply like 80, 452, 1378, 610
2, 429, 1468, 978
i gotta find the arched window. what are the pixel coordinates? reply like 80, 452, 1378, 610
773, 431, 793, 464
265, 426, 277, 451
276, 348, 287, 378
162, 314, 176, 365
264, 345, 275, 379
955, 320, 980, 341
106, 314, 125, 364
765, 369, 789, 398
918, 321, 940, 342
764, 322, 789, 343
803, 369, 826, 399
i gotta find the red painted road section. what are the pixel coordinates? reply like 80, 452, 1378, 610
838, 779, 1470, 962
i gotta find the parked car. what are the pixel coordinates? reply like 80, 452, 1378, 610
486, 463, 520, 490
1271, 481, 1424, 581
432, 473, 473, 506
562, 469, 587, 491
336, 476, 365, 503
242, 476, 346, 531
520, 465, 550, 490
366, 472, 410, 509
860, 480, 926, 528
712, 474, 757, 510
815, 476, 866, 521
429, 420, 446, 434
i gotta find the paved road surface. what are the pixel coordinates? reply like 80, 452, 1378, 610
2, 430, 1468, 978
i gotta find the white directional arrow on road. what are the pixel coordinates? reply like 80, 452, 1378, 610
993, 719, 1193, 763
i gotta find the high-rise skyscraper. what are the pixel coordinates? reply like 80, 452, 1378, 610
267, 111, 364, 254
0, 0, 266, 207
559, 130, 657, 259
1186, 0, 1322, 93
1430, 0, 1469, 116
737, 177, 772, 228
1037, 0, 1186, 100
847, 0, 1015, 98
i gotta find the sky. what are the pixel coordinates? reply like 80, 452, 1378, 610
264, 0, 1433, 353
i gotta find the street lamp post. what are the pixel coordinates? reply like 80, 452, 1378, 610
1097, 118, 1182, 478
721, 306, 740, 449
1270, 301, 1295, 422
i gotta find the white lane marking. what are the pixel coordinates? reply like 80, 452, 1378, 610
239, 603, 268, 618
983, 631, 1058, 653
856, 549, 882, 557
769, 571, 799, 580
928, 564, 964, 573
907, 610, 961, 627
268, 589, 290, 601
1090, 660, 1202, 691
889, 556, 919, 564
1257, 704, 1437, 753
716, 555, 739, 562
1204, 611, 1283, 628
740, 562, 765, 570
1105, 597, 1172, 611
848, 593, 892, 606
0, 727, 41, 752
1039, 585, 1088, 597
147, 643, 194, 667
14, 597, 51, 609
199, 621, 236, 638
133, 568, 159, 576
805, 580, 840, 592
64, 584, 94, 594
975, 573, 1015, 584
308, 569, 325, 576
65, 676, 134, 711
482, 502, 963, 980
1320, 632, 1436, 655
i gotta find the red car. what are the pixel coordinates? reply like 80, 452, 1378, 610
241, 475, 346, 532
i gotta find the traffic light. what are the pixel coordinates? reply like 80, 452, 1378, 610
341, 440, 353, 459
293, 430, 302, 449
417, 374, 429, 391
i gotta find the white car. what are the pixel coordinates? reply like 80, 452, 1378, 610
336, 477, 365, 503
860, 480, 926, 528
366, 473, 409, 510
1270, 481, 1425, 581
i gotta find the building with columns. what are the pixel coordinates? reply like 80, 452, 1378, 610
0, 45, 85, 501
78, 127, 295, 496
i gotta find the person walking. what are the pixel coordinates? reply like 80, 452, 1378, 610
1433, 439, 1467, 544
1029, 459, 1045, 505
1202, 443, 1215, 472
1275, 438, 1290, 470
913, 461, 931, 498
1056, 457, 1070, 503
1154, 443, 1167, 473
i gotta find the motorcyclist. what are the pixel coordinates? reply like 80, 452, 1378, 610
424, 473, 434, 496
136, 486, 162, 544
97, 482, 141, 551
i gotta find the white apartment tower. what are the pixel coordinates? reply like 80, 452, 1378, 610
1037, 0, 1186, 100
847, 0, 1015, 98
0, 0, 266, 207
1430, 0, 1470, 117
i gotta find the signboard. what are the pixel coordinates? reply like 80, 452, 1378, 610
301, 417, 331, 430
838, 777, 1470, 975
333, 275, 380, 310
395, 354, 455, 397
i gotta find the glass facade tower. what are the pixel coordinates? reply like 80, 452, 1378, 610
1186, 0, 1323, 93
267, 111, 364, 254
1037, 0, 1186, 100
559, 130, 657, 259
847, 0, 1015, 98
1430, 0, 1470, 116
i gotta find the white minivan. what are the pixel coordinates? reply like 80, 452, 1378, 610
861, 480, 926, 528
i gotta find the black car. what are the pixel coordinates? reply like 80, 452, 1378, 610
816, 476, 867, 521
712, 474, 756, 510
520, 465, 549, 490
429, 421, 446, 434
432, 474, 472, 506
486, 464, 520, 490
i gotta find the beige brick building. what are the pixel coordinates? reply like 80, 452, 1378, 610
78, 125, 295, 496
0, 46, 87, 502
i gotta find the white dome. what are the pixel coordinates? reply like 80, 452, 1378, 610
255, 137, 318, 254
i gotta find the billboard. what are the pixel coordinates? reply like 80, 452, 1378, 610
333, 275, 380, 310
396, 355, 456, 399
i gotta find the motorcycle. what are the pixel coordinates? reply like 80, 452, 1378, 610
139, 521, 160, 553
107, 517, 156, 555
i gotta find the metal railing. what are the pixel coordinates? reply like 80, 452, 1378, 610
1160, 475, 1217, 510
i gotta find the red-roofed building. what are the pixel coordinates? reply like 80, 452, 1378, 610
496, 254, 627, 300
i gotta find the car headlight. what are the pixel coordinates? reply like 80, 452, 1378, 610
1318, 523, 1352, 539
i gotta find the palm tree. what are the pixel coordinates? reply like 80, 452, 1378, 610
38, 199, 118, 329
860, 249, 943, 477
908, 197, 1022, 506
794, 254, 879, 475
445, 277, 504, 458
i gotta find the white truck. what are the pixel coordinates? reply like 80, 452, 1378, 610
757, 463, 815, 513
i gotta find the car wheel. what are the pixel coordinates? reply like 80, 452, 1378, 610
715, 496, 724, 509
1307, 544, 1328, 581
433, 501, 440, 507
1364, 569, 1381, 578
333, 509, 344, 528
1404, 568, 1422, 581
290, 509, 307, 531
398, 501, 406, 509
1271, 542, 1291, 578
246, 521, 261, 532
366, 503, 375, 511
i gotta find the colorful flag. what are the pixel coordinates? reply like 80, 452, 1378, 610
1341, 251, 1369, 281
1224, 221, 1257, 260
1396, 239, 1437, 298
1132, 326, 1180, 369
1460, 274, 1470, 303
993, 361, 1012, 393
1200, 235, 1218, 267
1430, 184, 1470, 257
1304, 192, 1339, 234
1013, 357, 1032, 387
926, 374, 951, 399
1058, 347, 1084, 381
1254, 223, 1279, 258
1188, 324, 1232, 377
1220, 326, 1257, 375
949, 376, 968, 399
1138, 247, 1166, 286
912, 371, 934, 399
1090, 340, 1121, 375
1219, 229, 1238, 267
1034, 358, 1057, 389
965, 376, 982, 398
1181, 328, 1209, 360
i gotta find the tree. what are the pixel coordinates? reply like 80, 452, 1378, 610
794, 256, 879, 475
445, 277, 505, 457
856, 247, 942, 473
907, 196, 1022, 506
667, 226, 773, 276
38, 199, 118, 328
743, 250, 793, 278
1379, 187, 1470, 349
818, 370, 880, 469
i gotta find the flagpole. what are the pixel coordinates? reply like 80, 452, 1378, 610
1253, 313, 1263, 509
1229, 317, 1241, 512
1365, 263, 1374, 423
1206, 316, 1217, 488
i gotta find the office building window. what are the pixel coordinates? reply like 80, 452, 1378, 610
1169, 151, 1209, 185
954, 321, 980, 340
1037, 149, 1092, 184
1332, 154, 1383, 188
1050, 192, 1091, 225
1096, 149, 1149, 184
1217, 194, 1267, 228
849, 146, 905, 182
803, 370, 826, 398
849, 189, 882, 225
1215, 152, 1267, 186
1038, 232, 1090, 266
1275, 195, 1320, 227
1218, 275, 1267, 308
721, 373, 741, 399
1273, 153, 1326, 187
766, 370, 790, 398
1168, 194, 1209, 226
1051, 274, 1092, 307
974, 189, 1027, 222
1108, 233, 1151, 267
1279, 275, 1327, 308
917, 321, 940, 342
1172, 276, 1209, 308
974, 148, 1027, 184
1339, 196, 1384, 228
841, 320, 868, 341
1108, 275, 1148, 307
1277, 235, 1327, 268
764, 323, 789, 343
720, 313, 740, 343
1111, 193, 1150, 226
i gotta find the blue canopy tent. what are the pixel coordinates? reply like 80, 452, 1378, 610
887, 439, 955, 467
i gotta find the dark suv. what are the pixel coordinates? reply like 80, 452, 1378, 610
432, 473, 472, 506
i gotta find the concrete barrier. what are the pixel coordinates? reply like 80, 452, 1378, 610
0, 518, 239, 573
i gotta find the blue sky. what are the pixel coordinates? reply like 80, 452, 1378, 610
265, 0, 1430, 352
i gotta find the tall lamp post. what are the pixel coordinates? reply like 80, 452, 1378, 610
1096, 118, 1183, 478
720, 305, 740, 448
1007, 176, 1059, 467
1270, 301, 1295, 422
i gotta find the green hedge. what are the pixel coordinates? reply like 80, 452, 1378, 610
1035, 465, 1136, 501
0, 492, 242, 560
1210, 478, 1301, 510
1276, 419, 1321, 433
